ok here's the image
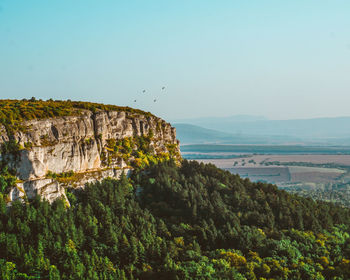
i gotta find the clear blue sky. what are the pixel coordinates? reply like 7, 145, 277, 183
0, 0, 349, 120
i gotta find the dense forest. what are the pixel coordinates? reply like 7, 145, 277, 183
1, 160, 350, 279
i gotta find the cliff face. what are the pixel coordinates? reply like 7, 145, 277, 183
0, 110, 180, 203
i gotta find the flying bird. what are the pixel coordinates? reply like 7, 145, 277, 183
134, 100, 137, 102
153, 99, 157, 102
142, 90, 146, 93
162, 86, 165, 90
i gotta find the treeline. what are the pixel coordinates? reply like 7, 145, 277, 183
262, 161, 350, 170
1, 160, 350, 279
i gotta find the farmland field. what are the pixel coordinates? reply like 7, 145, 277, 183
197, 160, 346, 185
224, 167, 290, 183
211, 155, 350, 184
195, 155, 350, 169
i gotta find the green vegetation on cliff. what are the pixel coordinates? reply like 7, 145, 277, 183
1, 160, 350, 279
0, 99, 155, 134
103, 135, 181, 169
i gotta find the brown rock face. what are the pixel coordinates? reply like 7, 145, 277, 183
0, 110, 180, 203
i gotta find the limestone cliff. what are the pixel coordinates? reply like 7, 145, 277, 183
0, 105, 180, 203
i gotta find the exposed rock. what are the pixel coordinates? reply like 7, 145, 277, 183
0, 110, 180, 203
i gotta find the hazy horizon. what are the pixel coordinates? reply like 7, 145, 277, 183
1, 1, 350, 121
172, 114, 350, 122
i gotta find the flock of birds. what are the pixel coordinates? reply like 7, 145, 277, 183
133, 86, 166, 104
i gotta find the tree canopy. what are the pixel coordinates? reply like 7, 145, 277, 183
1, 160, 350, 279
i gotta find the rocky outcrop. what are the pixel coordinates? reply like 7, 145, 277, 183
0, 110, 180, 203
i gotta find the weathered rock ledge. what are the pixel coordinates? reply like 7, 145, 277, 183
0, 109, 180, 203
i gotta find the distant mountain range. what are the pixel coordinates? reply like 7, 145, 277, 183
174, 123, 302, 144
175, 115, 268, 124
173, 116, 350, 145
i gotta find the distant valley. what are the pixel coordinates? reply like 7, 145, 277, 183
175, 116, 350, 207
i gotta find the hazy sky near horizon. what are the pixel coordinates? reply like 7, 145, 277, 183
0, 1, 349, 120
